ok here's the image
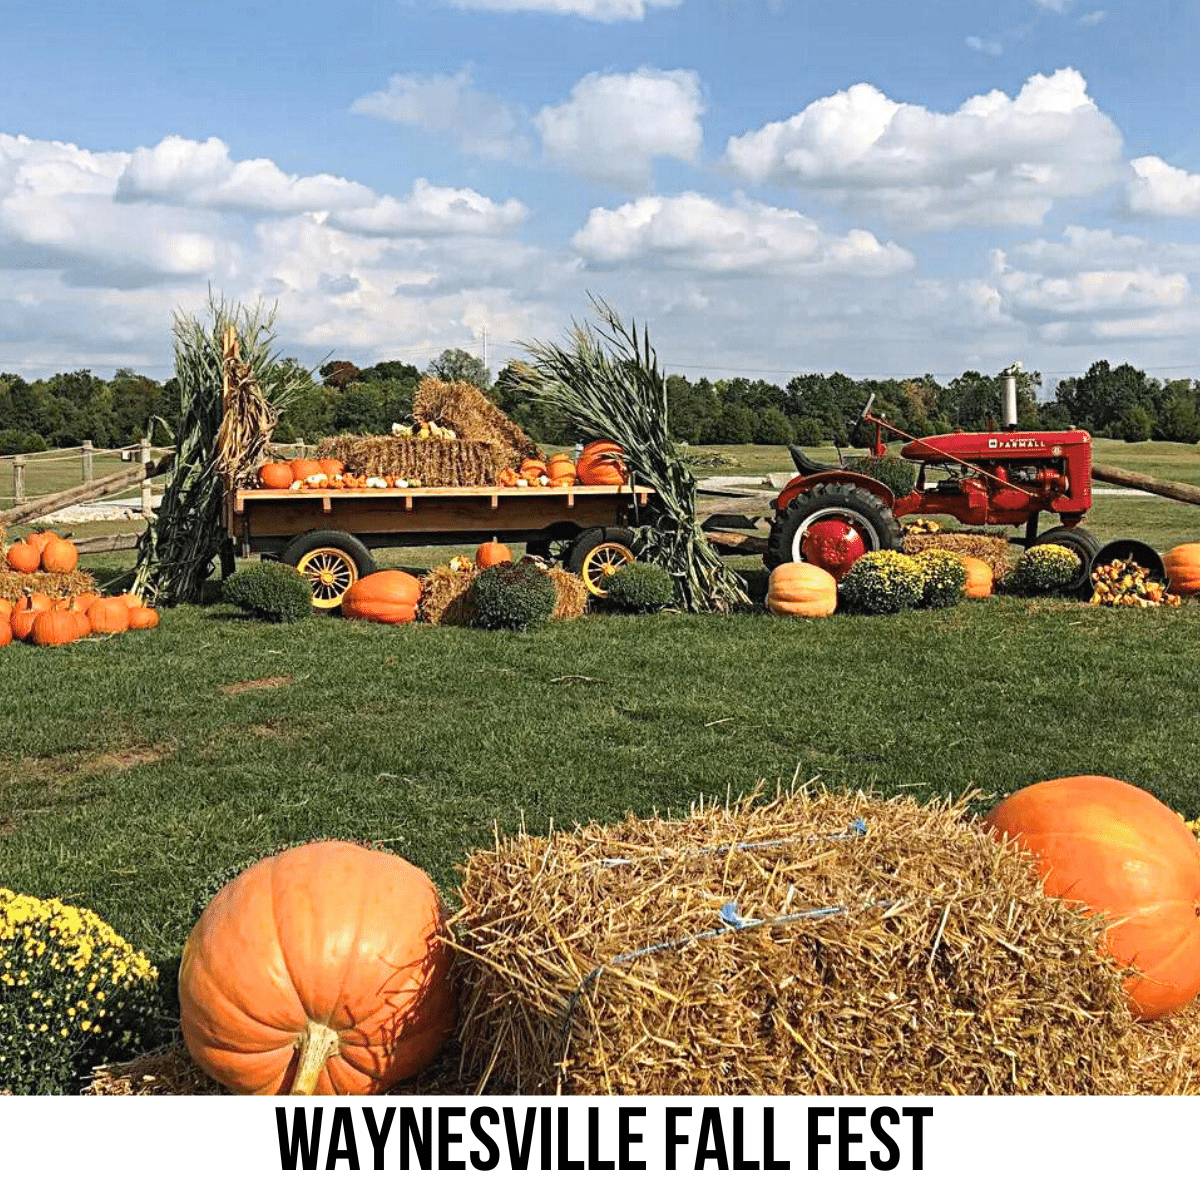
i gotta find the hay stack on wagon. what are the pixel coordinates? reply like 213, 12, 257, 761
448, 784, 1189, 1096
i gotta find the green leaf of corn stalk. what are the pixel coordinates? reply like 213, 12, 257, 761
133, 292, 310, 607
516, 297, 750, 613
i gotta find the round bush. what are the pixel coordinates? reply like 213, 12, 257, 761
603, 563, 676, 613
471, 559, 557, 631
912, 549, 967, 609
0, 888, 160, 1094
1009, 544, 1081, 596
223, 562, 314, 623
839, 550, 924, 614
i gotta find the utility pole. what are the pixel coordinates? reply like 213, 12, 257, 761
482, 327, 488, 378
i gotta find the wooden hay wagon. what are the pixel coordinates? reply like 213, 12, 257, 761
225, 482, 653, 608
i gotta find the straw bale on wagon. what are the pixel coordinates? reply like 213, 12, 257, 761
412, 376, 540, 470
449, 785, 1194, 1096
313, 434, 506, 488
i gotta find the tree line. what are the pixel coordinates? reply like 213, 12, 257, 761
3, 351, 1198, 456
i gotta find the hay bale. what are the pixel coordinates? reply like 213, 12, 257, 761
902, 531, 1013, 582
314, 434, 505, 487
420, 562, 589, 626
449, 785, 1168, 1096
413, 377, 540, 470
420, 564, 478, 627
548, 567, 588, 620
0, 565, 97, 604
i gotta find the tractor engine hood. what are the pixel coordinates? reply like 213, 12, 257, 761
900, 429, 1091, 462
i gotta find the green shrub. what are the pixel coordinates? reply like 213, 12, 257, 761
912, 549, 967, 609
847, 453, 917, 498
471, 559, 557, 631
839, 550, 924, 614
1009, 544, 1081, 595
603, 563, 676, 613
223, 562, 313, 622
0, 888, 160, 1094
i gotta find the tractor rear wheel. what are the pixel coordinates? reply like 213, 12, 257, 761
1032, 525, 1100, 595
765, 482, 902, 577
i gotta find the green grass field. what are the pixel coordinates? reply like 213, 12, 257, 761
1, 438, 1198, 987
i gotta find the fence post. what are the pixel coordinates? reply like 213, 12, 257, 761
82, 440, 94, 483
13, 455, 25, 505
140, 436, 153, 517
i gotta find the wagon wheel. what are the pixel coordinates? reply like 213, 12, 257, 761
567, 527, 636, 597
281, 530, 377, 610
296, 547, 359, 609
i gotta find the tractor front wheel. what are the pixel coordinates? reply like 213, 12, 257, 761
765, 482, 902, 578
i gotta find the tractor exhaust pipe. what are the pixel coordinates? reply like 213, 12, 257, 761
1001, 364, 1020, 430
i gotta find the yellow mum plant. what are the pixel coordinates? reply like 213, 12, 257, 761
0, 888, 159, 1094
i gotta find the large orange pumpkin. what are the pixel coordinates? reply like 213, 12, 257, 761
547, 457, 577, 486
985, 775, 1200, 1020
475, 541, 513, 569
88, 596, 132, 634
179, 841, 456, 1095
10, 610, 38, 641
1163, 544, 1200, 597
30, 609, 80, 647
0, 597, 11, 620
341, 570, 420, 624
40, 537, 78, 574
766, 562, 838, 617
14, 592, 51, 614
290, 458, 323, 481
959, 555, 994, 598
5, 541, 40, 574
576, 441, 628, 486
0, 617, 11, 648
258, 462, 294, 490
128, 607, 160, 630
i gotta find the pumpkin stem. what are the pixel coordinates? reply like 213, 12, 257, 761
289, 1019, 341, 1095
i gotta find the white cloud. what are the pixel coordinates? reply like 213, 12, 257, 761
444, 0, 682, 21
725, 68, 1124, 228
1128, 155, 1200, 217
1033, 0, 1071, 10
327, 179, 528, 237
535, 68, 703, 187
994, 258, 1189, 317
966, 35, 1003, 56
350, 68, 528, 160
1079, 10, 1106, 25
572, 192, 912, 276
116, 135, 375, 213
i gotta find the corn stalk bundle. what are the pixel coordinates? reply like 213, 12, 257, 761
133, 297, 308, 606
448, 784, 1191, 1096
514, 300, 748, 613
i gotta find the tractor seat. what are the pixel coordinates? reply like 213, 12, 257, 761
787, 445, 837, 476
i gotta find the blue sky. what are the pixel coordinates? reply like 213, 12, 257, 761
2, 0, 1199, 395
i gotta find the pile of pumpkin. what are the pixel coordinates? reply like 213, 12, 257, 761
5, 529, 81, 576
495, 441, 628, 489
1, 589, 159, 648
256, 457, 430, 492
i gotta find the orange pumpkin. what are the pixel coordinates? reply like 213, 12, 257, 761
24, 531, 53, 555
519, 458, 548, 476
985, 775, 1200, 1020
70, 592, 99, 614
476, 541, 513, 570
546, 458, 577, 486
128, 607, 160, 630
290, 458, 323, 481
88, 596, 132, 634
959, 555, 994, 598
178, 841, 456, 1095
5, 541, 41, 574
30, 609, 80, 646
115, 591, 144, 608
40, 537, 78, 574
318, 458, 345, 479
0, 597, 11, 620
497, 468, 521, 488
258, 462, 294, 490
10, 610, 37, 641
576, 441, 627, 486
14, 592, 51, 614
65, 601, 92, 638
766, 562, 838, 617
341, 570, 421, 624
0, 617, 11, 648
1163, 543, 1200, 597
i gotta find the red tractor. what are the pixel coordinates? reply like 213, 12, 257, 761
765, 394, 1099, 585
